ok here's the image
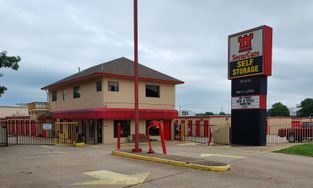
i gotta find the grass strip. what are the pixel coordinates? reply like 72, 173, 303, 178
274, 144, 313, 157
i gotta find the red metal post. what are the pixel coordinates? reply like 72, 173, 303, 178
147, 121, 167, 155
117, 123, 121, 150
147, 126, 154, 153
159, 122, 167, 155
132, 0, 142, 152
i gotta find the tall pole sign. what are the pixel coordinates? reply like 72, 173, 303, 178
228, 25, 272, 146
132, 0, 142, 152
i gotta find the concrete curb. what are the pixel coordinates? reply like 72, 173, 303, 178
120, 141, 160, 147
112, 150, 230, 172
74, 143, 88, 147
55, 144, 73, 147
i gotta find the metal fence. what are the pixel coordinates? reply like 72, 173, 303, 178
5, 121, 55, 145
179, 122, 313, 146
267, 123, 313, 145
178, 124, 231, 145
55, 121, 78, 145
0, 125, 8, 147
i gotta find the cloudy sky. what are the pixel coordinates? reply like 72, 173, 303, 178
1, 0, 313, 114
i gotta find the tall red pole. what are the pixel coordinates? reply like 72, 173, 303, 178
132, 0, 142, 152
159, 123, 167, 155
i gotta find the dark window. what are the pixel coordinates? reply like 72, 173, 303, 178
52, 91, 57, 101
146, 120, 160, 136
114, 120, 130, 138
73, 86, 80, 98
146, 85, 160, 98
96, 80, 102, 92
108, 81, 119, 92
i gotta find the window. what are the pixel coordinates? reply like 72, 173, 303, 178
146, 120, 160, 136
52, 91, 57, 102
114, 120, 130, 138
146, 84, 160, 98
96, 80, 102, 92
108, 81, 119, 92
73, 86, 80, 98
62, 89, 67, 100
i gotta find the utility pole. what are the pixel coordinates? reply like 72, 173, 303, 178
132, 0, 142, 152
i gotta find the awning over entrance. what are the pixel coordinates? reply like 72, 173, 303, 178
52, 108, 178, 120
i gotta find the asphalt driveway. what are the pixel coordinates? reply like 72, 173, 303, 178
0, 142, 312, 188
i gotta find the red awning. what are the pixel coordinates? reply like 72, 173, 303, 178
52, 108, 178, 120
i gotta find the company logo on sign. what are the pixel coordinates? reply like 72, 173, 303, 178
238, 33, 253, 53
228, 26, 272, 79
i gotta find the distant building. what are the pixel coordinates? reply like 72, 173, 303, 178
289, 104, 301, 116
0, 102, 51, 141
0, 105, 29, 118
28, 102, 49, 120
179, 109, 196, 116
0, 102, 49, 119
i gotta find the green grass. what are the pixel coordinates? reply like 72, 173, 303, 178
275, 144, 313, 157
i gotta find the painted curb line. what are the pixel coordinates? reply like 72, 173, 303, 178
74, 143, 89, 147
120, 141, 160, 147
112, 150, 230, 172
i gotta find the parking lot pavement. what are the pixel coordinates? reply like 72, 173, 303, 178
1, 142, 313, 188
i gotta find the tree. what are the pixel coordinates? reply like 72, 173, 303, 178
0, 51, 20, 96
204, 112, 214, 115
268, 102, 290, 117
219, 112, 226, 115
196, 112, 214, 116
297, 98, 313, 117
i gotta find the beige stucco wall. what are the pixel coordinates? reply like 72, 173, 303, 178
213, 126, 230, 145
209, 117, 230, 126
0, 106, 29, 118
103, 78, 175, 109
48, 77, 176, 111
102, 119, 170, 144
102, 120, 148, 144
49, 78, 105, 111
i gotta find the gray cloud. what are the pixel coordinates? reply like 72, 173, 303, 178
1, 0, 313, 113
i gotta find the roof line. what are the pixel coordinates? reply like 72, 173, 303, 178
42, 72, 184, 90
